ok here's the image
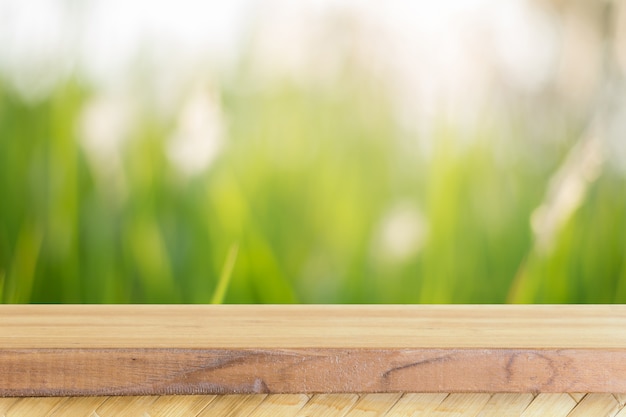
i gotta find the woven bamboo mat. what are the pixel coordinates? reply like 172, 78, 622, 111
1, 393, 625, 417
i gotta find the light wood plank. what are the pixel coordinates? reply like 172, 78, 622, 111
47, 397, 106, 417
294, 394, 359, 417
430, 393, 491, 417
385, 393, 448, 416
615, 405, 626, 417
144, 395, 215, 417
345, 394, 402, 417
569, 393, 586, 402
0, 399, 18, 417
0, 394, 621, 417
5, 397, 63, 417
1, 305, 625, 349
567, 393, 619, 417
94, 396, 158, 417
519, 394, 577, 417
196, 394, 267, 417
475, 394, 533, 417
246, 394, 309, 417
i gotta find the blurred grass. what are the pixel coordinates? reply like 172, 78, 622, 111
0, 71, 625, 303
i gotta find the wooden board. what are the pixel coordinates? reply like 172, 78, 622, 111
0, 394, 624, 417
1, 305, 625, 396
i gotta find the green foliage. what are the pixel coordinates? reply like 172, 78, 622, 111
0, 74, 625, 303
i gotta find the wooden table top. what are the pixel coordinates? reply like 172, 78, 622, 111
1, 305, 625, 396
1, 304, 625, 348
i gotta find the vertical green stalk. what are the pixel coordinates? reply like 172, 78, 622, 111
4, 221, 42, 303
210, 243, 239, 304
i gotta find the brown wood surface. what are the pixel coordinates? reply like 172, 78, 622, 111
1, 305, 625, 396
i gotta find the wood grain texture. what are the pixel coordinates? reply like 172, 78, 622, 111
1, 305, 626, 396
95, 395, 158, 417
343, 393, 402, 417
1, 394, 626, 417
429, 393, 491, 417
384, 393, 449, 416
1, 397, 64, 417
568, 393, 586, 402
1, 348, 626, 396
0, 398, 19, 417
295, 394, 360, 417
566, 393, 620, 417
2, 305, 626, 349
518, 394, 576, 417
475, 394, 534, 417
45, 396, 106, 417
245, 393, 309, 417
195, 394, 266, 417
145, 395, 216, 417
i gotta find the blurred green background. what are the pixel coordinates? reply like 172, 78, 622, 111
1, 0, 626, 303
